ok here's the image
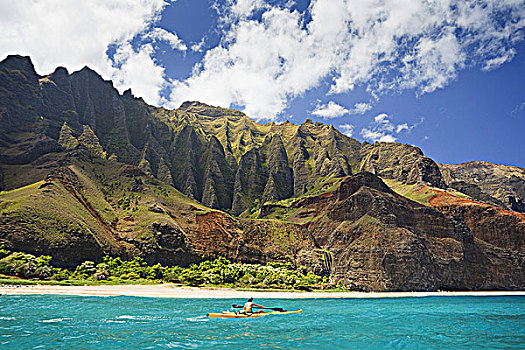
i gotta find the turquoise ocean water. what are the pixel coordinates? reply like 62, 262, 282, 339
0, 295, 524, 349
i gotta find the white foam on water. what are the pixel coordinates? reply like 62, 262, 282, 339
116, 315, 167, 321
42, 318, 71, 323
186, 316, 208, 322
166, 341, 200, 349
63, 334, 85, 340
116, 315, 136, 319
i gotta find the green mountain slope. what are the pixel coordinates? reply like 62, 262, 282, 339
0, 55, 452, 215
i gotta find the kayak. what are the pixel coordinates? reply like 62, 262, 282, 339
207, 309, 303, 318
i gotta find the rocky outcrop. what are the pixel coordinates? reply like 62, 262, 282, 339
78, 125, 105, 158
429, 189, 525, 252
231, 149, 267, 215
201, 136, 235, 209
58, 122, 79, 150
260, 172, 525, 291
360, 142, 445, 188
145, 222, 200, 266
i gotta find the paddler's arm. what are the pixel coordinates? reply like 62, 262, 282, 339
252, 303, 266, 309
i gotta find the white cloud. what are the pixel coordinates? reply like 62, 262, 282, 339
396, 123, 411, 133
312, 101, 349, 119
111, 43, 166, 105
168, 0, 525, 119
360, 113, 415, 143
0, 0, 171, 105
143, 28, 187, 51
2, 0, 523, 118
374, 113, 389, 124
168, 8, 318, 118
510, 102, 525, 119
190, 38, 206, 52
338, 123, 355, 137
361, 129, 397, 143
350, 102, 372, 115
228, 0, 267, 19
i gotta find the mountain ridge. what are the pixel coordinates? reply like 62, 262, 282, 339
5, 55, 523, 213
0, 55, 524, 291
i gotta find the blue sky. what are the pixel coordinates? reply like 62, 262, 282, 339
1, 0, 524, 167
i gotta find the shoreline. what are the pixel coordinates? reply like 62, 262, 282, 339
1, 284, 524, 299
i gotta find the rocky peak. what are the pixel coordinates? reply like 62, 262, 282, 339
51, 66, 69, 79
337, 172, 394, 201
76, 65, 103, 78
78, 125, 105, 158
122, 88, 134, 98
360, 142, 444, 188
58, 122, 79, 150
1, 55, 37, 76
178, 101, 245, 117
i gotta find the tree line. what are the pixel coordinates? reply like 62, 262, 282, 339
0, 246, 332, 290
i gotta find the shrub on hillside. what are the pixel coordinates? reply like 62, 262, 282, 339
0, 252, 58, 279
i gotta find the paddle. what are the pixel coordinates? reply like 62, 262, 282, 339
232, 304, 285, 312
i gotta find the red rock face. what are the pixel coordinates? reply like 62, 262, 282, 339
188, 210, 321, 272
430, 190, 525, 252
191, 211, 243, 258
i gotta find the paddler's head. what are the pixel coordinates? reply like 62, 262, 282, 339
248, 297, 253, 302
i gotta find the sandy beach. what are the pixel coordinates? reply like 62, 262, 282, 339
1, 284, 524, 299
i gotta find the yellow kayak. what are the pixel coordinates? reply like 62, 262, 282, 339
207, 309, 303, 318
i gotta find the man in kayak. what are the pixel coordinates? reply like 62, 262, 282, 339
240, 297, 266, 314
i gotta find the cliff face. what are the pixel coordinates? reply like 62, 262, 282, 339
1, 56, 524, 291
440, 162, 525, 213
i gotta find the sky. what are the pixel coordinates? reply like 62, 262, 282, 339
1, 0, 524, 167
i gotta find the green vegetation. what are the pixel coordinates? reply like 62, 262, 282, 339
254, 176, 343, 222
382, 178, 436, 206
0, 246, 330, 290
382, 178, 471, 206
264, 176, 342, 208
